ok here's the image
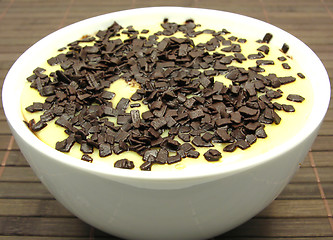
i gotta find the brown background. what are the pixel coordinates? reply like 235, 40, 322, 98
0, 0, 333, 239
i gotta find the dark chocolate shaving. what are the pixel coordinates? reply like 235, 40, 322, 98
81, 154, 93, 162
281, 43, 289, 53
287, 94, 305, 103
114, 159, 135, 169
203, 149, 222, 161
262, 33, 273, 43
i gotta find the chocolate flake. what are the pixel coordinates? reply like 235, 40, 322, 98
30, 120, 47, 132
187, 150, 200, 158
223, 143, 237, 152
287, 94, 305, 103
262, 33, 273, 43
204, 149, 222, 161
116, 98, 130, 112
99, 143, 112, 157
55, 134, 75, 152
282, 63, 291, 69
236, 139, 250, 150
25, 102, 44, 113
156, 148, 168, 164
257, 45, 269, 54
114, 159, 135, 169
81, 154, 93, 162
130, 110, 141, 128
140, 161, 152, 171
167, 153, 181, 164
281, 43, 289, 53
192, 136, 213, 147
282, 104, 295, 112
297, 73, 305, 79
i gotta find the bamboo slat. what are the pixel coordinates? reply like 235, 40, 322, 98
0, 0, 332, 239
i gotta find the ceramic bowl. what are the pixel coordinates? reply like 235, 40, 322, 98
2, 7, 330, 240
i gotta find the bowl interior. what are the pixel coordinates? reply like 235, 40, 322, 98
2, 7, 331, 180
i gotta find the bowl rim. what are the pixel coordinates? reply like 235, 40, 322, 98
2, 6, 331, 181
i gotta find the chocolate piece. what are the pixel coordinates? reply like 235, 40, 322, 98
130, 103, 141, 108
40, 111, 55, 122
256, 60, 274, 66
204, 149, 222, 161
130, 110, 141, 128
239, 106, 258, 116
282, 104, 295, 112
115, 129, 130, 142
187, 150, 200, 158
165, 138, 181, 151
248, 52, 265, 59
281, 43, 289, 53
180, 142, 195, 152
278, 76, 296, 85
80, 141, 93, 153
99, 143, 112, 157
223, 143, 237, 152
140, 161, 152, 171
297, 73, 305, 79
167, 153, 181, 164
245, 122, 261, 131
272, 111, 281, 124
142, 111, 154, 120
114, 159, 135, 169
30, 120, 47, 132
192, 136, 213, 147
255, 127, 267, 138
273, 102, 282, 110
184, 98, 196, 109
188, 108, 205, 120
282, 63, 291, 69
116, 98, 130, 112
166, 116, 177, 128
117, 114, 131, 125
287, 94, 305, 103
236, 139, 250, 150
156, 148, 168, 164
178, 133, 191, 142
151, 117, 167, 130
237, 38, 247, 43
101, 91, 115, 100
25, 102, 44, 113
257, 45, 269, 54
131, 92, 143, 101
230, 112, 242, 123
266, 89, 282, 99
216, 128, 232, 142
245, 134, 257, 145
278, 56, 287, 61
143, 149, 158, 161
262, 33, 273, 43
55, 135, 75, 152
202, 132, 214, 142
81, 154, 93, 162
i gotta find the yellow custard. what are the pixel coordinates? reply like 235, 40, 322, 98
21, 20, 313, 171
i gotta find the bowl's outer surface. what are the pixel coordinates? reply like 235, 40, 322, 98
2, 7, 331, 240
10, 122, 319, 240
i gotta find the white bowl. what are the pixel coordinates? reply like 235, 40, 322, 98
2, 7, 331, 240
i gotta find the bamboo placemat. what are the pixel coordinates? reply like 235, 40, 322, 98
0, 0, 332, 239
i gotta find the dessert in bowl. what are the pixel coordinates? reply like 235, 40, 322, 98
2, 7, 330, 240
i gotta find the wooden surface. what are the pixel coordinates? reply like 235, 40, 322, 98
0, 0, 332, 239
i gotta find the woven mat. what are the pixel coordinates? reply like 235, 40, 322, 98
0, 0, 332, 239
